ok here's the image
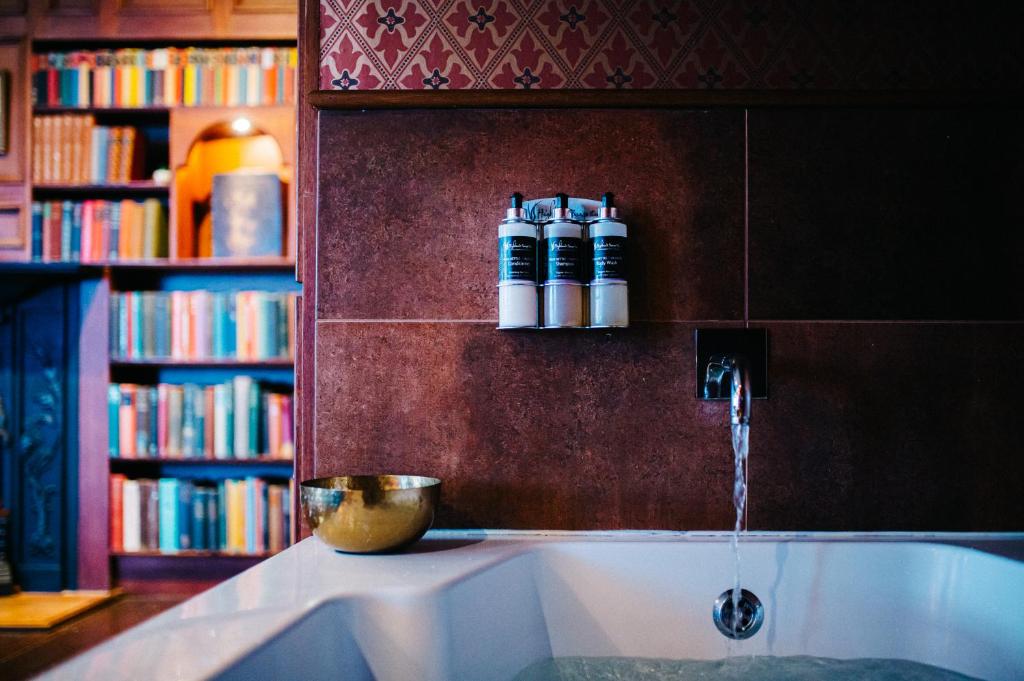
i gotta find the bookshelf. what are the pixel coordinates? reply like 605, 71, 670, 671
1, 33, 300, 593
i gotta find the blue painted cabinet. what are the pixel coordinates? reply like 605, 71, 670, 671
0, 284, 79, 591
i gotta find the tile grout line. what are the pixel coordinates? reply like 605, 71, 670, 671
313, 319, 1024, 326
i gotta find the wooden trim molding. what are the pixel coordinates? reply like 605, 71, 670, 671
0, 0, 25, 16
231, 0, 295, 13
46, 0, 99, 16
296, 0, 316, 540
116, 0, 212, 14
308, 89, 1024, 111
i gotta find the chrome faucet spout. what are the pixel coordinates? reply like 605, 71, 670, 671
729, 358, 751, 426
704, 355, 751, 426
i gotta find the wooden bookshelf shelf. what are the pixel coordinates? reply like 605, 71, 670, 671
110, 358, 293, 368
111, 551, 275, 559
0, 258, 294, 272
33, 181, 170, 195
0, 262, 100, 304
105, 257, 295, 271
0, 261, 98, 275
110, 457, 293, 467
34, 106, 172, 115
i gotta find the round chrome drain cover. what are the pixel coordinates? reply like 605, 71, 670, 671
713, 588, 764, 640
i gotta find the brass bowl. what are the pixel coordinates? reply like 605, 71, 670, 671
300, 475, 441, 553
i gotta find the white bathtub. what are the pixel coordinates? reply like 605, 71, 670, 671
41, 532, 1024, 680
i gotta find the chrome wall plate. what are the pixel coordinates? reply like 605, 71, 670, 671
695, 328, 768, 400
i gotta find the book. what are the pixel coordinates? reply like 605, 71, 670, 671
118, 384, 136, 457
111, 476, 294, 556
122, 479, 142, 552
140, 479, 160, 551
33, 46, 297, 108
233, 375, 252, 459
31, 203, 43, 260
177, 483, 192, 550
32, 115, 149, 186
107, 384, 120, 457
192, 488, 207, 551
109, 290, 295, 360
135, 385, 151, 458
158, 478, 180, 552
25, 198, 167, 262
211, 172, 284, 258
109, 474, 125, 552
110, 379, 293, 461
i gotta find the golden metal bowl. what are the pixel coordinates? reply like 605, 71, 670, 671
300, 475, 441, 553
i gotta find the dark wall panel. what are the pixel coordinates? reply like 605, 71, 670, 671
315, 321, 739, 530
749, 109, 1024, 320
311, 106, 1024, 531
316, 109, 745, 322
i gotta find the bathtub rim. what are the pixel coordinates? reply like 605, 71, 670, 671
38, 530, 1024, 681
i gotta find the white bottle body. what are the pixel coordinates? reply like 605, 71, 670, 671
588, 218, 628, 328
498, 218, 539, 328
542, 219, 584, 328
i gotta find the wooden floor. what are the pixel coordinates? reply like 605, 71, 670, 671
0, 592, 188, 681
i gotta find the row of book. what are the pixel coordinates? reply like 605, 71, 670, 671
31, 199, 167, 262
110, 475, 293, 555
33, 47, 297, 109
109, 379, 294, 461
110, 290, 296, 361
32, 115, 145, 185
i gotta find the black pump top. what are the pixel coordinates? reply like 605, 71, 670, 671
510, 192, 523, 209
556, 193, 569, 209
602, 192, 615, 207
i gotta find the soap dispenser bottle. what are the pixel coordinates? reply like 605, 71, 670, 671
588, 192, 628, 327
497, 192, 539, 328
542, 193, 584, 328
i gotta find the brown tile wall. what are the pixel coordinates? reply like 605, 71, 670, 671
310, 108, 1024, 531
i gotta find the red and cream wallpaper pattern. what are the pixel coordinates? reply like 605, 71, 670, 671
319, 0, 1023, 91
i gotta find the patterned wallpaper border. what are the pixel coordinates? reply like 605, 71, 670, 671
319, 1, 1024, 91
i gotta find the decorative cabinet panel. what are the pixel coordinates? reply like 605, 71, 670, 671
0, 40, 27, 184
0, 204, 24, 257
0, 185, 27, 262
0, 285, 79, 591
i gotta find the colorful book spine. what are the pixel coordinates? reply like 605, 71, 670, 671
109, 290, 296, 360
109, 380, 293, 461
123, 479, 142, 552
107, 384, 120, 457
33, 47, 299, 108
140, 479, 160, 551
158, 478, 180, 552
177, 482, 192, 550
30, 202, 43, 260
24, 198, 166, 263
114, 474, 292, 555
109, 473, 125, 552
32, 115, 147, 185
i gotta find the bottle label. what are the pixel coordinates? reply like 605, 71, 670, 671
544, 236, 582, 282
498, 236, 537, 282
592, 235, 627, 281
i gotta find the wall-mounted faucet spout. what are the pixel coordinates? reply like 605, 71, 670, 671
703, 355, 752, 425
